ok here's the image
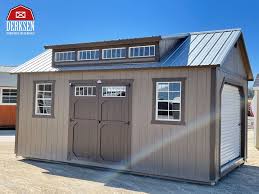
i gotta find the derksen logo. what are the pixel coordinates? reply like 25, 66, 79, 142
6, 5, 35, 35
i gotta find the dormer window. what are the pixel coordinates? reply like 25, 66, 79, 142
78, 49, 99, 61
129, 45, 155, 58
55, 51, 75, 62
102, 48, 126, 59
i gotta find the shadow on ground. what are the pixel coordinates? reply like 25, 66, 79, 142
21, 159, 259, 193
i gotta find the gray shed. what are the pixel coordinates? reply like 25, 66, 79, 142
12, 29, 253, 184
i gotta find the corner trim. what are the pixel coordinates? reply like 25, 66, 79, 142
209, 67, 217, 181
15, 74, 20, 155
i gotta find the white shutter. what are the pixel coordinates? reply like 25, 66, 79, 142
220, 84, 241, 167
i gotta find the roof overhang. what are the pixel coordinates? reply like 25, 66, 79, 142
44, 36, 162, 50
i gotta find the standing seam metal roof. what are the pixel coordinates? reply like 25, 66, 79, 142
11, 29, 243, 73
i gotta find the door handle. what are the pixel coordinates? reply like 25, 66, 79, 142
70, 118, 75, 122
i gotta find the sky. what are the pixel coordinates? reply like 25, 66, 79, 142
0, 0, 259, 84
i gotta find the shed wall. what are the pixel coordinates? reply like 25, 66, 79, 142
17, 67, 212, 182
214, 45, 248, 179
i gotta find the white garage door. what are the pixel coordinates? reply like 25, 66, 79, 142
220, 84, 241, 167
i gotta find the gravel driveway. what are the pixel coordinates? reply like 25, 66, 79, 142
0, 129, 259, 194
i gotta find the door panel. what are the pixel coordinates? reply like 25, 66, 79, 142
98, 85, 130, 163
70, 85, 98, 160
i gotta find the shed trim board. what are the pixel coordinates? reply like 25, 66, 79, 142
218, 77, 246, 177
15, 74, 20, 154
151, 77, 186, 125
32, 80, 56, 118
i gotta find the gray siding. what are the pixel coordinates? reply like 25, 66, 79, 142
17, 67, 212, 182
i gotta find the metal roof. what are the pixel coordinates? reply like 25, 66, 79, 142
12, 29, 246, 73
253, 74, 259, 88
0, 66, 16, 72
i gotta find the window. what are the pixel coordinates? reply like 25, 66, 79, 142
78, 50, 99, 61
75, 86, 96, 96
34, 82, 54, 116
55, 51, 76, 62
129, 45, 155, 58
153, 79, 185, 123
102, 86, 126, 97
0, 88, 17, 104
102, 48, 126, 59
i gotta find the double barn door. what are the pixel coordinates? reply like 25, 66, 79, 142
69, 80, 131, 164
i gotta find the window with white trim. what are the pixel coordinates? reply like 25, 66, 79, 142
102, 48, 126, 59
102, 86, 126, 97
35, 83, 53, 116
78, 50, 99, 61
156, 81, 181, 121
0, 88, 17, 104
129, 45, 155, 58
55, 51, 76, 62
75, 86, 96, 96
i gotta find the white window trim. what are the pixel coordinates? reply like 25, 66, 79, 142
129, 45, 156, 58
35, 83, 52, 116
0, 87, 17, 105
102, 86, 126, 97
55, 51, 76, 62
77, 49, 100, 61
102, 47, 126, 60
74, 86, 96, 96
155, 81, 181, 122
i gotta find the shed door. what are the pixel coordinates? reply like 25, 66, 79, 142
70, 85, 98, 160
220, 84, 241, 167
69, 82, 131, 164
99, 85, 130, 162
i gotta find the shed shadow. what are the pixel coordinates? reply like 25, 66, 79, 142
21, 159, 259, 193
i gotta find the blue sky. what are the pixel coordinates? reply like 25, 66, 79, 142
1, 0, 259, 82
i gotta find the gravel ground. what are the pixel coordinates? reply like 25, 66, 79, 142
0, 129, 259, 194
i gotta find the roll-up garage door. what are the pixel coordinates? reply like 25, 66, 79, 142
220, 84, 241, 167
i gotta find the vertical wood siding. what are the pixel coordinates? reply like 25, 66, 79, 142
17, 67, 212, 182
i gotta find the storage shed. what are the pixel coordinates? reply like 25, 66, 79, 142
12, 29, 253, 184
0, 66, 17, 128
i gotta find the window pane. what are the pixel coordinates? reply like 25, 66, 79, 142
45, 84, 52, 91
158, 102, 168, 110
158, 83, 168, 91
38, 85, 44, 91
130, 48, 134, 57
169, 83, 180, 91
134, 48, 139, 56
144, 47, 150, 56
107, 50, 111, 58
102, 86, 126, 97
169, 92, 180, 101
169, 111, 180, 120
112, 49, 116, 58
139, 47, 144, 56
169, 102, 180, 110
150, 46, 155, 56
121, 48, 126, 57
158, 92, 168, 100
157, 111, 168, 120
